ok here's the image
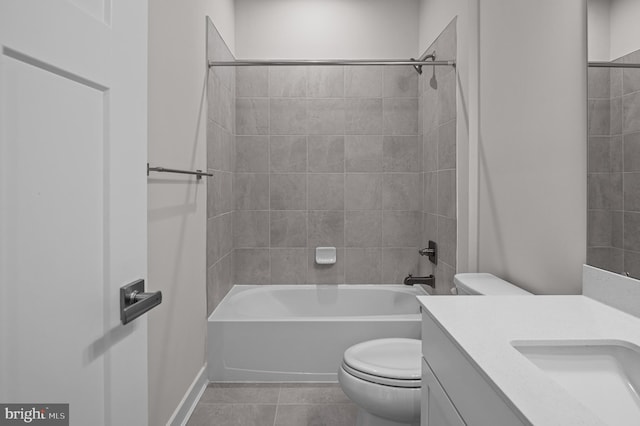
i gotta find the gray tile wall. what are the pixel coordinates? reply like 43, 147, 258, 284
234, 61, 427, 285
206, 20, 235, 315
419, 19, 458, 294
587, 49, 640, 278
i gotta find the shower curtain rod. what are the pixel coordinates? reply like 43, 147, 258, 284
208, 59, 456, 67
589, 61, 640, 69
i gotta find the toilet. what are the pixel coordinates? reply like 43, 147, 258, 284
338, 273, 532, 426
453, 273, 532, 295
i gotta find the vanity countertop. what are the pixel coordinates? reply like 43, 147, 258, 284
417, 295, 640, 426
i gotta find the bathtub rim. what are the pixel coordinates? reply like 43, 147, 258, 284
208, 284, 429, 322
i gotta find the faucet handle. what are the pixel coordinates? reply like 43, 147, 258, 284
419, 241, 438, 265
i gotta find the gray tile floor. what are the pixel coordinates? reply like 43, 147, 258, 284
187, 383, 358, 426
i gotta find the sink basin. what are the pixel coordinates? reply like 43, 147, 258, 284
512, 340, 640, 425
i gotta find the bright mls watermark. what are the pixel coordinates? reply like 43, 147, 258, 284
0, 404, 68, 425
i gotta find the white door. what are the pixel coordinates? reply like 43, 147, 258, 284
0, 1, 149, 425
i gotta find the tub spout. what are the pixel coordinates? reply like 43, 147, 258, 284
403, 274, 435, 288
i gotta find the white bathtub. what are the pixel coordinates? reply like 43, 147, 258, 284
208, 284, 427, 382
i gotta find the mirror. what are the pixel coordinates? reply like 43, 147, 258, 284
587, 0, 640, 278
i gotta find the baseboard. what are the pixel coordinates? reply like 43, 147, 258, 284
167, 364, 208, 426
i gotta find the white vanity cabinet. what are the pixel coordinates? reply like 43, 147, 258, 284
418, 287, 640, 426
420, 312, 528, 426
421, 358, 465, 426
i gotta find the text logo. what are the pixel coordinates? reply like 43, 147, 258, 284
0, 404, 68, 426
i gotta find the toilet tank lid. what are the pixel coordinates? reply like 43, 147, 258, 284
454, 273, 532, 295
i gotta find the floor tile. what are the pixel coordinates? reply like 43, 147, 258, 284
274, 404, 357, 426
278, 383, 352, 404
187, 403, 277, 426
200, 383, 281, 404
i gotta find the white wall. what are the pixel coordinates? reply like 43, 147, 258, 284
209, 0, 236, 54
235, 0, 419, 59
420, 0, 587, 294
609, 0, 640, 60
147, 1, 233, 425
419, 0, 465, 52
588, 0, 640, 61
476, 0, 586, 295
587, 0, 610, 61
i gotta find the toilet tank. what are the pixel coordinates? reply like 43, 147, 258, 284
454, 273, 532, 295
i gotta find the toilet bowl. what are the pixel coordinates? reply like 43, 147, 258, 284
339, 274, 531, 425
338, 338, 422, 426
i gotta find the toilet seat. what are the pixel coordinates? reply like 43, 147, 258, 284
341, 362, 421, 388
342, 338, 421, 388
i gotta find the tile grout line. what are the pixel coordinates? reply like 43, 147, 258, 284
273, 384, 281, 426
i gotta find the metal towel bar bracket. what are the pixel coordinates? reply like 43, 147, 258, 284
147, 163, 212, 180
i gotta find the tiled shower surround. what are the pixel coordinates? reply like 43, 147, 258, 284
587, 49, 640, 278
206, 19, 457, 310
206, 20, 235, 315
418, 19, 457, 294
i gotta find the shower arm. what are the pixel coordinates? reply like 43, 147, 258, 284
410, 52, 437, 75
